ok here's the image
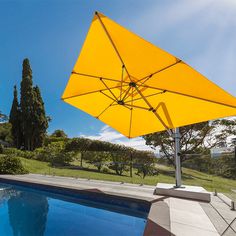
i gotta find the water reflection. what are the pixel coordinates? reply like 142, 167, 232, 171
8, 190, 49, 236
0, 184, 13, 206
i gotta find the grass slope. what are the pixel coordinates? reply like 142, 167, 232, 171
19, 157, 236, 199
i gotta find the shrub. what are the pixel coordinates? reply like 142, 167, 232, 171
83, 151, 109, 172
182, 155, 212, 173
33, 147, 50, 162
101, 165, 110, 174
182, 154, 236, 179
50, 151, 74, 167
33, 142, 74, 166
109, 152, 130, 175
44, 136, 68, 146
135, 164, 158, 179
0, 155, 28, 174
0, 144, 4, 154
20, 150, 35, 159
3, 148, 35, 159
213, 155, 236, 179
133, 151, 158, 179
3, 148, 19, 155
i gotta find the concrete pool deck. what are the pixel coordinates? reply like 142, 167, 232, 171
0, 174, 235, 236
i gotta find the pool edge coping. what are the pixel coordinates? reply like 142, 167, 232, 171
0, 174, 171, 236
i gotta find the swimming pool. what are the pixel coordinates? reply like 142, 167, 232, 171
0, 182, 149, 236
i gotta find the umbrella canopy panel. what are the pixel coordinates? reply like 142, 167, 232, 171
62, 12, 236, 138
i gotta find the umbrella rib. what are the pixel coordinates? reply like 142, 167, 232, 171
110, 103, 132, 111
137, 60, 182, 85
125, 104, 150, 111
62, 85, 127, 100
119, 84, 133, 101
120, 65, 125, 100
96, 101, 115, 119
100, 91, 117, 102
95, 12, 133, 82
125, 91, 165, 103
122, 86, 132, 101
124, 105, 132, 111
134, 86, 173, 135
140, 84, 236, 109
128, 88, 134, 138
72, 71, 129, 84
97, 94, 132, 120
100, 78, 118, 101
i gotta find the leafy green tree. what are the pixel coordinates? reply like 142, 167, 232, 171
83, 151, 109, 172
9, 86, 22, 148
143, 122, 210, 166
213, 154, 236, 179
143, 120, 236, 167
0, 113, 9, 148
46, 142, 73, 166
20, 58, 35, 150
0, 123, 13, 144
65, 138, 92, 167
32, 86, 48, 148
133, 151, 158, 179
44, 129, 67, 146
44, 135, 67, 146
51, 130, 67, 138
64, 138, 89, 152
109, 150, 130, 175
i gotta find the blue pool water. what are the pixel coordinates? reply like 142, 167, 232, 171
0, 182, 149, 236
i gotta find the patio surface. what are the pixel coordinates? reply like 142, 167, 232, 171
0, 174, 235, 236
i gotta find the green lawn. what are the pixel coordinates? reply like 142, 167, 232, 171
18, 157, 236, 201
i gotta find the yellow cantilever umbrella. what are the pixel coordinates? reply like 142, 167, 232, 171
62, 12, 236, 187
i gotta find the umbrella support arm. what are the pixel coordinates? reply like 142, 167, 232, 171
134, 86, 173, 136
173, 127, 182, 188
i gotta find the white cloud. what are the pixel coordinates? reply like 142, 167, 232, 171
80, 125, 157, 152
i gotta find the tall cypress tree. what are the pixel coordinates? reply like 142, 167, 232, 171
32, 86, 48, 148
9, 86, 22, 148
19, 58, 48, 150
20, 58, 35, 150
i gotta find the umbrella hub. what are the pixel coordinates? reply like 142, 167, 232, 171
117, 100, 125, 105
129, 82, 136, 88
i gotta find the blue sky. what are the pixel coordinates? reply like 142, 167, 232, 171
1, 0, 236, 150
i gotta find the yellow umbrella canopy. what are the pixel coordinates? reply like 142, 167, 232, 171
62, 12, 236, 138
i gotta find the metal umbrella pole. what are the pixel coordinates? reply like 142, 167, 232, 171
174, 127, 182, 187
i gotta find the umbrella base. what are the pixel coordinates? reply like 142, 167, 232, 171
155, 183, 211, 202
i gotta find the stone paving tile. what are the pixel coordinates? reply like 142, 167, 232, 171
222, 227, 236, 236
210, 195, 236, 224
171, 222, 219, 236
200, 202, 228, 235
200, 194, 236, 235
169, 198, 218, 234
231, 219, 236, 231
